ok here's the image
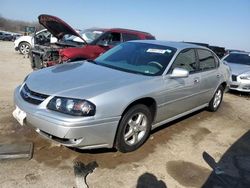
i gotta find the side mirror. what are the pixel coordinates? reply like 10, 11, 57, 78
170, 67, 189, 78
98, 40, 109, 47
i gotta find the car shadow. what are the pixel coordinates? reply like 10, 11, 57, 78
68, 147, 117, 154
227, 90, 250, 98
136, 172, 167, 188
202, 130, 250, 187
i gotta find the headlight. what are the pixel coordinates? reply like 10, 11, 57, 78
47, 97, 96, 116
240, 75, 250, 80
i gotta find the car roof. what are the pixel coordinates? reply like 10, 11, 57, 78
229, 51, 250, 55
86, 28, 153, 36
129, 40, 209, 50
108, 28, 153, 35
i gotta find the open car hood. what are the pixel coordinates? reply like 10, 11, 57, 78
38, 14, 87, 45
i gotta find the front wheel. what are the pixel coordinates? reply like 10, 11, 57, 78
116, 104, 152, 153
207, 85, 224, 112
18, 42, 31, 55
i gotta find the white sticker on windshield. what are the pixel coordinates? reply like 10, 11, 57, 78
147, 49, 171, 54
165, 49, 172, 53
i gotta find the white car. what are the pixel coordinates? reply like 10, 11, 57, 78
14, 29, 57, 55
222, 52, 250, 92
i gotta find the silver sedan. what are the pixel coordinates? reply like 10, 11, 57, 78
222, 52, 250, 92
13, 41, 231, 152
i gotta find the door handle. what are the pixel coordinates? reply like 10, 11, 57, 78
194, 79, 200, 83
216, 74, 221, 78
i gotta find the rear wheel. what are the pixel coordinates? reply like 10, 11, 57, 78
19, 42, 31, 55
207, 85, 224, 112
116, 104, 152, 153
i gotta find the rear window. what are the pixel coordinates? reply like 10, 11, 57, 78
122, 33, 140, 41
224, 53, 250, 65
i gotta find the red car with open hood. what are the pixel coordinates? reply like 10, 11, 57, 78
30, 14, 155, 69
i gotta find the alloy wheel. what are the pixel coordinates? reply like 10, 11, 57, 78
124, 112, 148, 146
213, 89, 222, 109
20, 44, 30, 54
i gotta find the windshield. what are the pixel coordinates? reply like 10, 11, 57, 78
95, 42, 177, 76
81, 30, 103, 43
224, 53, 250, 65
64, 29, 103, 44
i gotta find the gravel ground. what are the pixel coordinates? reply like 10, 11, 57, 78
0, 41, 249, 188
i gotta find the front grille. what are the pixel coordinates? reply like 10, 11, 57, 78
230, 85, 238, 88
232, 75, 237, 81
20, 84, 49, 105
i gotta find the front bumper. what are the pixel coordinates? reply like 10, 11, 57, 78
230, 80, 250, 92
14, 41, 19, 51
13, 86, 120, 149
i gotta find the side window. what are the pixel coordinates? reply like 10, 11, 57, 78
122, 33, 140, 41
101, 32, 121, 46
169, 49, 197, 74
197, 49, 216, 71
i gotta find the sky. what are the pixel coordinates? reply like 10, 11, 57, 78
1, 0, 250, 51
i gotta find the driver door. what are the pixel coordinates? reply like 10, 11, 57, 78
157, 48, 203, 121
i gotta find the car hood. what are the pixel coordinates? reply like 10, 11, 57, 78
38, 14, 87, 45
226, 62, 250, 75
26, 62, 150, 99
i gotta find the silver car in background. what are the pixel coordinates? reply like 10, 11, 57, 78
13, 41, 230, 152
222, 52, 250, 92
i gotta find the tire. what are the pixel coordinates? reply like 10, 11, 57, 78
116, 104, 152, 153
207, 85, 224, 112
18, 42, 31, 55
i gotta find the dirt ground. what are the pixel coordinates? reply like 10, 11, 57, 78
0, 41, 249, 188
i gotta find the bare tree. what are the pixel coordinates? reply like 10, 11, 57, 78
0, 15, 44, 34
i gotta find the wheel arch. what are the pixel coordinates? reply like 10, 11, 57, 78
113, 97, 157, 147
220, 81, 227, 91
213, 81, 227, 96
18, 41, 30, 46
113, 97, 157, 150
121, 97, 157, 123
